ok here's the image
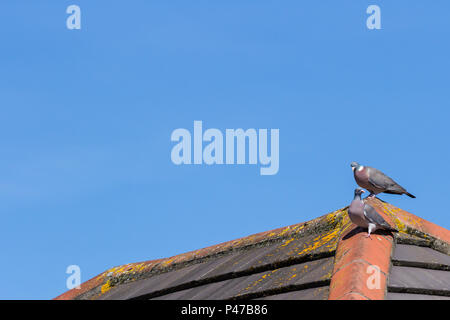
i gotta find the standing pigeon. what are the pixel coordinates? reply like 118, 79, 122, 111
350, 161, 415, 198
348, 188, 398, 238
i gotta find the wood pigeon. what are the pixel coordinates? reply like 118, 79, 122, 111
350, 161, 415, 198
348, 188, 398, 238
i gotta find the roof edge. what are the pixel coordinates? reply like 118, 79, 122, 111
55, 199, 450, 300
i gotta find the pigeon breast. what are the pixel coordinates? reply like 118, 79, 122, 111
348, 199, 369, 228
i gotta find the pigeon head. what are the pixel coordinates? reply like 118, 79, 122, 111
354, 188, 365, 199
350, 161, 362, 171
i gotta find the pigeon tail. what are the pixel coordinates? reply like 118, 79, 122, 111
405, 192, 416, 199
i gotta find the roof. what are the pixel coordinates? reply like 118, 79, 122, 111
55, 198, 450, 300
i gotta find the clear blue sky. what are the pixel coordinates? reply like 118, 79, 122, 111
1, 1, 449, 299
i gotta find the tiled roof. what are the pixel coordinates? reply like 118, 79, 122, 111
55, 198, 450, 300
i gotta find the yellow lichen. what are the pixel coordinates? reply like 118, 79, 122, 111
297, 227, 340, 256
281, 238, 295, 247
100, 280, 112, 294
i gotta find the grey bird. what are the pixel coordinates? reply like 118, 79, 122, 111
350, 161, 415, 198
348, 188, 398, 238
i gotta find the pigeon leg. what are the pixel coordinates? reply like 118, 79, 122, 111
366, 224, 376, 239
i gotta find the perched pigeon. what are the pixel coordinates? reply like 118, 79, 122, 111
350, 161, 415, 198
348, 188, 398, 238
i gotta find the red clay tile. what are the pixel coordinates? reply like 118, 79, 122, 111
337, 292, 370, 300
329, 216, 394, 300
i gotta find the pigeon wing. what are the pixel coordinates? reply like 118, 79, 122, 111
363, 203, 394, 230
367, 167, 406, 193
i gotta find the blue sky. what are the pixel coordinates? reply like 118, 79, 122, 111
1, 1, 449, 299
